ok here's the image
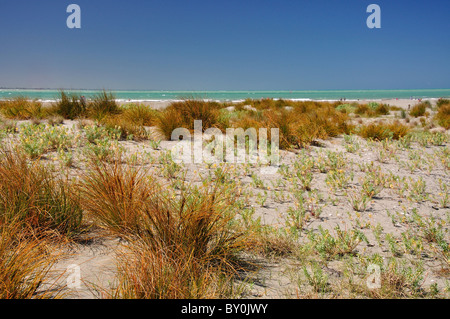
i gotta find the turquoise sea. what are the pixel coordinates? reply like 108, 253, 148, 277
1, 89, 449, 102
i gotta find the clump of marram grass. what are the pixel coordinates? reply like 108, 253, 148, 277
78, 158, 245, 259
0, 147, 83, 237
409, 101, 431, 118
88, 90, 120, 120
111, 182, 246, 299
112, 236, 238, 299
156, 100, 223, 139
229, 102, 351, 149
77, 158, 154, 235
374, 103, 390, 115
120, 103, 158, 127
389, 105, 403, 112
436, 98, 450, 109
0, 220, 62, 299
52, 90, 86, 120
155, 106, 185, 140
140, 182, 245, 266
0, 97, 45, 120
357, 122, 410, 141
79, 157, 246, 298
263, 108, 327, 149
354, 103, 390, 117
434, 103, 450, 129
52, 90, 122, 121
100, 104, 159, 141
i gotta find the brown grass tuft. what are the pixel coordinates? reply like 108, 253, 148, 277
0, 220, 61, 299
101, 115, 149, 141
88, 90, 120, 120
81, 159, 247, 298
0, 97, 45, 120
409, 101, 431, 118
357, 121, 410, 140
0, 147, 83, 237
78, 158, 153, 235
435, 103, 450, 129
156, 100, 222, 139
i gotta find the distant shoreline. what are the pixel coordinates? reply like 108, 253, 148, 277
35, 98, 433, 111
0, 96, 442, 111
1, 89, 449, 103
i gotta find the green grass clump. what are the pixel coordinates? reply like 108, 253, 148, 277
83, 123, 121, 143
0, 117, 17, 134
18, 123, 75, 159
400, 109, 407, 119
336, 103, 357, 114
307, 225, 368, 260
81, 126, 124, 162
53, 91, 86, 120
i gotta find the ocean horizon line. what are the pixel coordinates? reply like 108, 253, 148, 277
1, 88, 450, 92
1, 88, 450, 102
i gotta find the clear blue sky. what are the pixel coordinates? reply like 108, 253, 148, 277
0, 0, 449, 90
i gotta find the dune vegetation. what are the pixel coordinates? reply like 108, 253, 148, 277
0, 92, 448, 299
